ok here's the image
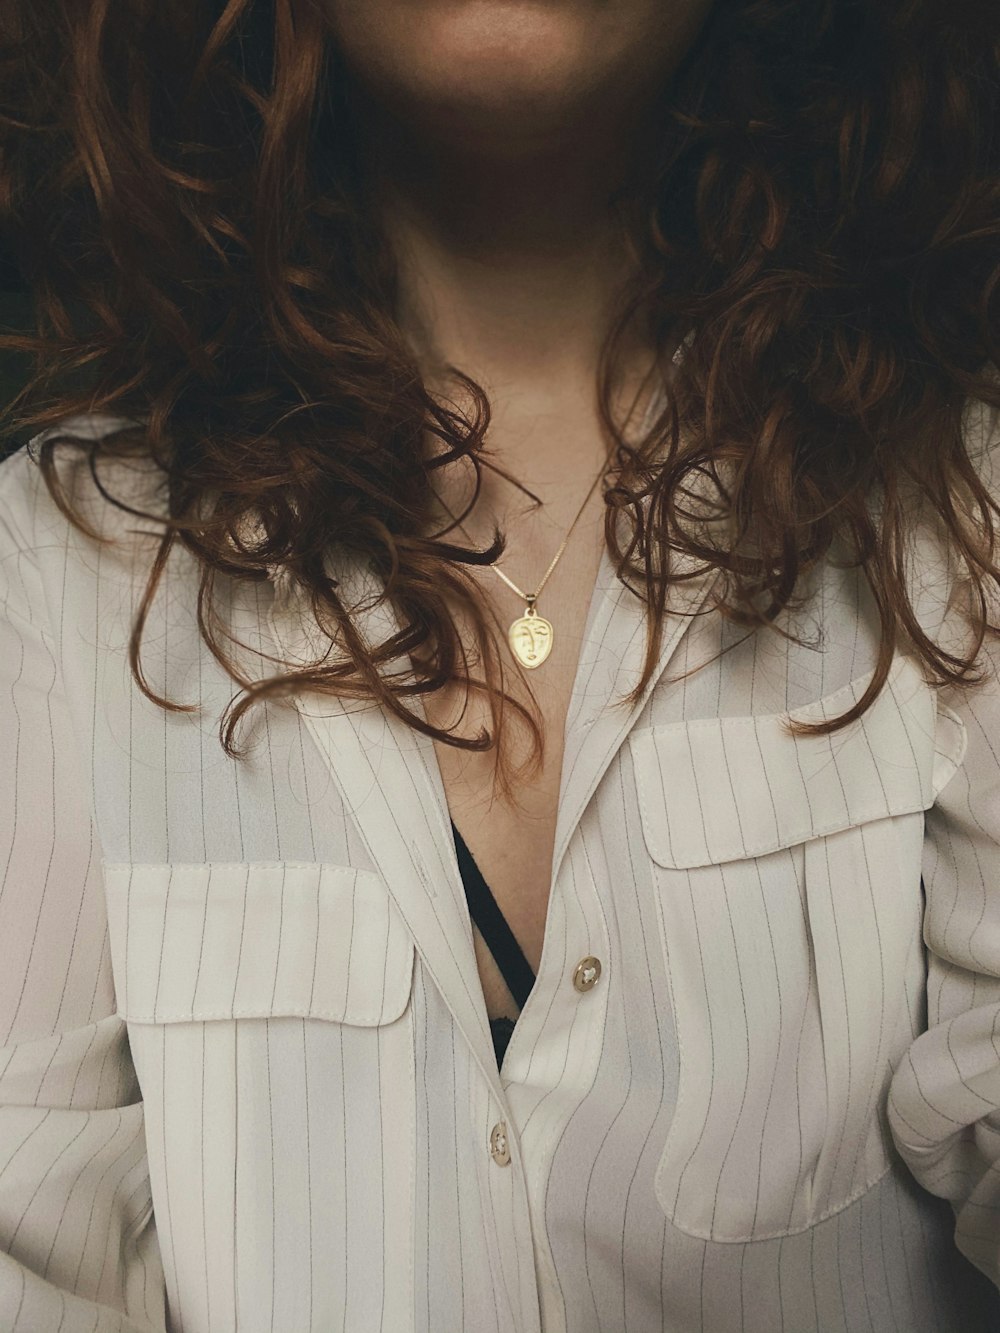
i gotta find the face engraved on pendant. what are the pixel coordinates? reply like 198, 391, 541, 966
508, 610, 553, 668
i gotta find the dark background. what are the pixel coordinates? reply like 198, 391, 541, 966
0, 251, 32, 457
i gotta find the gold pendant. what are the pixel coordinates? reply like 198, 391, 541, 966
508, 603, 553, 669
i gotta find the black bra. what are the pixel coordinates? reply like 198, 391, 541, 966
450, 818, 536, 1069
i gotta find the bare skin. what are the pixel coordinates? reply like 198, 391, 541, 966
324, 0, 716, 1029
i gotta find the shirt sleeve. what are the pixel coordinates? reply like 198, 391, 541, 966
0, 470, 166, 1332
887, 409, 1000, 1290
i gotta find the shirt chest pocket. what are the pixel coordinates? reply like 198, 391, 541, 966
628, 653, 966, 1243
101, 861, 418, 1319
102, 860, 415, 1027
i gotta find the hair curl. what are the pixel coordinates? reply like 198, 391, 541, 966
0, 0, 998, 800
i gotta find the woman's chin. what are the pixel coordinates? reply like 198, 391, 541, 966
330, 1, 623, 149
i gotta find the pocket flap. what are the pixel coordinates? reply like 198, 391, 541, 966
103, 861, 415, 1025
630, 653, 967, 869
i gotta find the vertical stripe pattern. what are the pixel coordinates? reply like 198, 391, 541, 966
0, 402, 998, 1330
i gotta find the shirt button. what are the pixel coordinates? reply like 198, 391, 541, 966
489, 1120, 511, 1167
573, 956, 602, 992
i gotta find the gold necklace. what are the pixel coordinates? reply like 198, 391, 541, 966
435, 458, 612, 670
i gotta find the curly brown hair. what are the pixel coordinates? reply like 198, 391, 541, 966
0, 0, 998, 799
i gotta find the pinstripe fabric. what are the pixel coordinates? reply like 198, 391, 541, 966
1, 404, 1000, 1331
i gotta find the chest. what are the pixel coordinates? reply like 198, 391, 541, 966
422, 517, 607, 1014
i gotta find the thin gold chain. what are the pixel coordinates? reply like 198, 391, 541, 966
434, 456, 613, 609
432, 453, 615, 669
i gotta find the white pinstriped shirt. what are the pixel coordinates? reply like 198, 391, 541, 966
1, 405, 1000, 1332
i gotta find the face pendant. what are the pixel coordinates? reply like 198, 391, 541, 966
508, 605, 553, 668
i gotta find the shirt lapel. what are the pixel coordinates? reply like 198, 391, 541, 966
267, 554, 510, 1103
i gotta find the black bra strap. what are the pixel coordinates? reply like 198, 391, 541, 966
451, 819, 536, 1012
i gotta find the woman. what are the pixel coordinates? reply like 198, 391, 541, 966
0, 1, 998, 1329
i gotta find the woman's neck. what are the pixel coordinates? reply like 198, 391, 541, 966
374, 121, 646, 378
325, 0, 712, 429
356, 101, 660, 511
324, 0, 713, 513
